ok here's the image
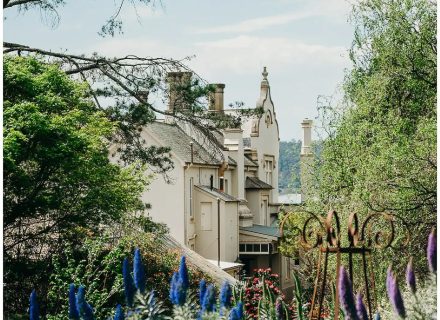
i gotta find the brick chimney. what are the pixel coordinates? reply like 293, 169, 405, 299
209, 83, 225, 112
166, 71, 192, 113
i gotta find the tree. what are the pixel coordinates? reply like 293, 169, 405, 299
3, 56, 152, 313
3, 0, 158, 37
3, 3, 261, 315
281, 0, 436, 300
3, 1, 257, 176
279, 140, 302, 194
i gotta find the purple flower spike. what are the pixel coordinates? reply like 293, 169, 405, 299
338, 266, 358, 320
405, 258, 416, 294
386, 267, 406, 319
427, 230, 436, 273
356, 293, 368, 320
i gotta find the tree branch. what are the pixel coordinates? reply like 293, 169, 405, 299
4, 0, 41, 8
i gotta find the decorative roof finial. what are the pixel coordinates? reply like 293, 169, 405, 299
262, 66, 268, 80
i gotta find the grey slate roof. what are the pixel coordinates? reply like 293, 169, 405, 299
245, 176, 273, 189
240, 224, 280, 238
146, 122, 222, 165
195, 185, 239, 202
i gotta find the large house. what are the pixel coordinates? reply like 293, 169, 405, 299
114, 68, 297, 294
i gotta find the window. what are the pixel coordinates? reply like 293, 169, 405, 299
261, 196, 269, 225
264, 157, 274, 185
239, 243, 271, 254
200, 202, 212, 231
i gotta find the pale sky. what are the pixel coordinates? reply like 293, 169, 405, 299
4, 0, 354, 141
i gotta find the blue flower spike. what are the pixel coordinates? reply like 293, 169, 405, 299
133, 248, 146, 294
29, 289, 39, 320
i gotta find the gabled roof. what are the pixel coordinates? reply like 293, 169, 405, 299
146, 122, 223, 165
245, 176, 273, 189
240, 224, 280, 238
195, 185, 239, 202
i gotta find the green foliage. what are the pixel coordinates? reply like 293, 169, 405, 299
279, 140, 322, 194
299, 0, 436, 296
44, 216, 209, 319
280, 0, 436, 311
279, 140, 302, 194
3, 56, 150, 316
292, 272, 305, 320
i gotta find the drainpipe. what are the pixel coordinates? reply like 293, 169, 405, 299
190, 142, 194, 164
217, 197, 221, 267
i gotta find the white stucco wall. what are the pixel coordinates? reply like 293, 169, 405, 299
184, 165, 219, 245
223, 129, 245, 200
194, 188, 239, 262
137, 130, 186, 244
250, 99, 280, 204
242, 77, 280, 207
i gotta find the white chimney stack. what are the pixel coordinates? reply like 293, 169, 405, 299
301, 118, 313, 155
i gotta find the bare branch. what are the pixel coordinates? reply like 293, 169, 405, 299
4, 0, 41, 8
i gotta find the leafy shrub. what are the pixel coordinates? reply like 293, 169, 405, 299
45, 216, 211, 319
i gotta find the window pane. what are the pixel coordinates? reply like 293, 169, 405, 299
261, 244, 269, 252
253, 244, 260, 252
246, 244, 253, 252
239, 244, 245, 252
